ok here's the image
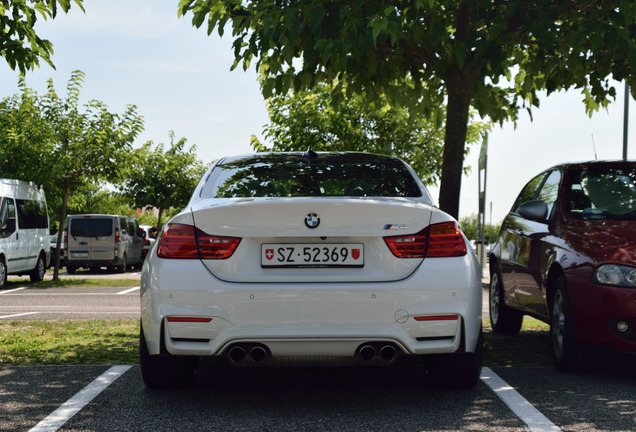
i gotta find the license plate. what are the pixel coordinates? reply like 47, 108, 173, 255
261, 243, 364, 268
71, 252, 88, 258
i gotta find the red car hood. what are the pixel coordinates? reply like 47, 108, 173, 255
563, 220, 636, 265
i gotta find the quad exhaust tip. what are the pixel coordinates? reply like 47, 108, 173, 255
357, 343, 400, 364
227, 344, 270, 365
228, 346, 246, 363
227, 342, 401, 365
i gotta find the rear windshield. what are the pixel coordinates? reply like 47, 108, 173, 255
200, 156, 422, 198
567, 166, 636, 219
70, 218, 113, 237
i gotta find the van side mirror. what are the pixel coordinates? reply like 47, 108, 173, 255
518, 200, 549, 221
138, 228, 144, 238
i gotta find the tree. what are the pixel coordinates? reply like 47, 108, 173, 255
120, 132, 207, 230
46, 182, 136, 231
252, 81, 489, 184
1, 0, 84, 73
0, 71, 144, 279
179, 0, 636, 218
459, 213, 500, 242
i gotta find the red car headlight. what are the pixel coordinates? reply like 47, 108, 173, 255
594, 264, 636, 287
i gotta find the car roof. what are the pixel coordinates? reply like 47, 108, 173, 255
217, 150, 406, 166
544, 160, 636, 172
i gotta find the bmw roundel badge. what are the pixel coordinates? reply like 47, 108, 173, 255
304, 213, 320, 229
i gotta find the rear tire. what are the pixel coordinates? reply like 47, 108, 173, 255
140, 324, 199, 389
550, 276, 589, 373
0, 259, 6, 289
489, 264, 523, 335
425, 327, 483, 389
29, 254, 46, 283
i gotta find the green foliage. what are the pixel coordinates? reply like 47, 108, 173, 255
46, 182, 136, 231
459, 213, 500, 242
0, 71, 144, 277
180, 0, 636, 218
119, 132, 207, 228
136, 210, 158, 227
0, 71, 144, 189
253, 81, 490, 185
0, 0, 84, 73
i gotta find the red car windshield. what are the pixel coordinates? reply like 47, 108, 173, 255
567, 166, 636, 219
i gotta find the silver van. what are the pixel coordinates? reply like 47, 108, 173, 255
65, 214, 143, 273
0, 179, 51, 288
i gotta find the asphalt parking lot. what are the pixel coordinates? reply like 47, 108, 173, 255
1, 269, 636, 431
3, 356, 636, 432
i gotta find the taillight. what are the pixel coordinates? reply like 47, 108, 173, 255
384, 221, 466, 258
157, 223, 241, 260
114, 227, 120, 254
384, 229, 429, 258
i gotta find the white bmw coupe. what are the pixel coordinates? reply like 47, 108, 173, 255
140, 150, 483, 389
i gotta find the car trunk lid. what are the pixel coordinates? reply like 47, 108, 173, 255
189, 197, 435, 283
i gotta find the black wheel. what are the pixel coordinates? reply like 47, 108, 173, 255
66, 265, 76, 274
140, 324, 199, 389
489, 264, 523, 335
425, 327, 483, 389
0, 259, 6, 289
550, 276, 588, 372
29, 254, 46, 283
117, 255, 127, 273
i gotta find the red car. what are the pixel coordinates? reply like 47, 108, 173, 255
489, 160, 636, 372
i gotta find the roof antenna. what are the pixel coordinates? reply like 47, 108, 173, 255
591, 134, 598, 160
303, 146, 318, 160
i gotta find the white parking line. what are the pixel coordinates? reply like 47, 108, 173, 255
28, 365, 132, 432
0, 312, 39, 319
481, 367, 562, 432
0, 287, 28, 294
117, 286, 140, 295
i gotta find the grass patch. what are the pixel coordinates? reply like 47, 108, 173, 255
0, 317, 549, 367
484, 316, 550, 331
5, 278, 139, 288
521, 316, 550, 331
0, 320, 139, 365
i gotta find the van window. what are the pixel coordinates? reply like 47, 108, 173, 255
119, 217, 129, 235
128, 218, 139, 236
70, 218, 113, 237
0, 198, 16, 234
16, 199, 48, 229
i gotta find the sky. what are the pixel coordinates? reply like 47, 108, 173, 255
1, 0, 634, 224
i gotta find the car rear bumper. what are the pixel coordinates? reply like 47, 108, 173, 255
140, 256, 483, 359
67, 257, 124, 268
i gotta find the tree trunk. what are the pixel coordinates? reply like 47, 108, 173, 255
157, 208, 164, 232
53, 184, 71, 281
438, 72, 477, 219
